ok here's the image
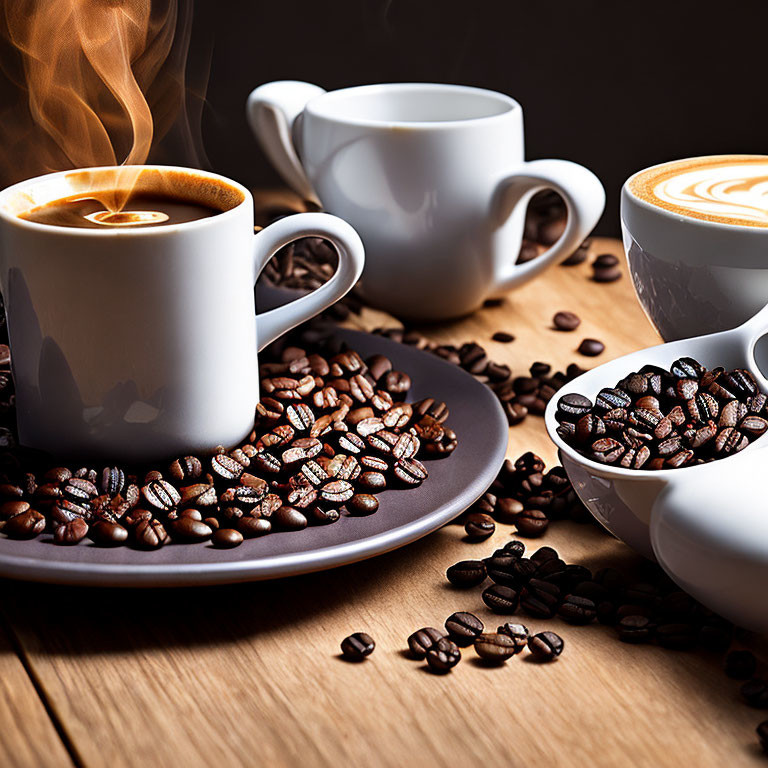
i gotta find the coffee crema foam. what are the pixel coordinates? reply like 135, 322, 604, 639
628, 155, 768, 227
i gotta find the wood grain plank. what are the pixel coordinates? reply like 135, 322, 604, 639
1, 237, 764, 767
0, 620, 75, 768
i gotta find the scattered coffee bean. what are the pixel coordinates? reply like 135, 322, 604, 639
426, 636, 461, 673
482, 584, 519, 614
577, 338, 605, 357
464, 512, 495, 541
497, 623, 529, 653
492, 331, 515, 343
211, 528, 243, 548
515, 508, 549, 537
89, 520, 128, 546
347, 494, 379, 516
592, 253, 622, 283
407, 627, 445, 659
446, 560, 487, 588
340, 632, 375, 661
474, 632, 516, 663
528, 631, 564, 661
445, 612, 484, 646
553, 311, 581, 332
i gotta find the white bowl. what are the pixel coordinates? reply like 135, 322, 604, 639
544, 323, 768, 632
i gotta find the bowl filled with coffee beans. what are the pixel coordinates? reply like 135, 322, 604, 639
544, 304, 768, 631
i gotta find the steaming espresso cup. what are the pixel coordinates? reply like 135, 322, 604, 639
247, 82, 605, 320
623, 154, 768, 341
0, 165, 364, 460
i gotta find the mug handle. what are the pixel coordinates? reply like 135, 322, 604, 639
490, 159, 605, 294
247, 80, 326, 205
253, 213, 365, 351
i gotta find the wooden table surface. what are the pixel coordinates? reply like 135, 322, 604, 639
0, 234, 764, 768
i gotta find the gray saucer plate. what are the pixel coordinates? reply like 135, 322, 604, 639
0, 329, 508, 586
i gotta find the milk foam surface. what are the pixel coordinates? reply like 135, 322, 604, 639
629, 156, 768, 228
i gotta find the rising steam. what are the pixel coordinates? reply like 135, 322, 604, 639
2, 0, 190, 211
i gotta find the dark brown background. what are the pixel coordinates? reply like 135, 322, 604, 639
3, 0, 768, 235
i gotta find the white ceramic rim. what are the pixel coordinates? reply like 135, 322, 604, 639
0, 165, 251, 237
622, 154, 768, 235
304, 82, 521, 130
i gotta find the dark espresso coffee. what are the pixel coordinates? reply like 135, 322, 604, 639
19, 191, 224, 229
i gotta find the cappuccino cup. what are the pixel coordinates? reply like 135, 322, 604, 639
248, 81, 605, 320
623, 154, 768, 341
0, 165, 364, 460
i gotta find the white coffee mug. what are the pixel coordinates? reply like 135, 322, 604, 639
247, 81, 605, 320
622, 156, 768, 342
0, 165, 364, 460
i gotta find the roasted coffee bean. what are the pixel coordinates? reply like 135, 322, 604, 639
393, 457, 428, 486
142, 480, 180, 512
617, 615, 655, 643
347, 493, 379, 515
725, 650, 757, 679
493, 497, 523, 524
340, 632, 375, 661
273, 505, 308, 531
407, 627, 445, 659
134, 519, 169, 550
497, 622, 529, 653
425, 637, 461, 673
556, 393, 592, 421
319, 479, 354, 504
515, 508, 549, 537
53, 517, 89, 545
482, 584, 519, 614
474, 632, 516, 663
520, 579, 560, 618
558, 595, 597, 625
445, 612, 484, 646
211, 528, 243, 548
3, 509, 45, 539
168, 457, 202, 483
357, 471, 386, 492
89, 520, 128, 546
492, 331, 515, 343
169, 517, 213, 542
528, 631, 564, 661
553, 311, 581, 331
237, 516, 272, 537
578, 338, 605, 357
446, 560, 487, 588
464, 512, 495, 541
530, 545, 558, 564
100, 466, 125, 496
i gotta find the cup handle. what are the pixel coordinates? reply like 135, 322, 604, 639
253, 213, 365, 351
247, 80, 326, 205
490, 159, 605, 294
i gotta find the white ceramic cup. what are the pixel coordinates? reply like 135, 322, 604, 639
622, 156, 768, 341
247, 81, 605, 320
0, 165, 364, 461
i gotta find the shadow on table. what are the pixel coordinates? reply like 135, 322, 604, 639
0, 532, 448, 656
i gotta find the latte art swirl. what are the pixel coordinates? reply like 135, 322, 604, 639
629, 155, 768, 228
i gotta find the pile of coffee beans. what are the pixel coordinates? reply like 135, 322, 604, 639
464, 451, 594, 540
372, 328, 588, 428
555, 357, 768, 469
0, 340, 458, 549
445, 538, 734, 651
403, 612, 563, 673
